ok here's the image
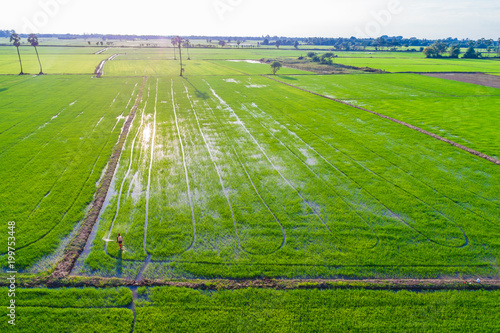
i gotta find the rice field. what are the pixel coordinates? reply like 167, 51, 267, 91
74, 73, 499, 279
0, 75, 141, 270
0, 43, 499, 332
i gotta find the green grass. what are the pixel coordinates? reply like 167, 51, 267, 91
0, 75, 141, 270
135, 287, 500, 332
76, 76, 500, 279
0, 287, 132, 307
0, 46, 108, 74
105, 59, 244, 76
0, 287, 133, 332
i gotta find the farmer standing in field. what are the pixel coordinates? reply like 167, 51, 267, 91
117, 233, 123, 250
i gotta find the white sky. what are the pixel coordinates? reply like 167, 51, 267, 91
1, 0, 499, 39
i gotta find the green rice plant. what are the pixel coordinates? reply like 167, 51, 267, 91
287, 74, 500, 156
78, 75, 499, 279
0, 287, 132, 307
135, 287, 500, 333
0, 287, 133, 332
0, 75, 141, 270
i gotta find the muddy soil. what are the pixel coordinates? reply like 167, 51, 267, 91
422, 73, 500, 89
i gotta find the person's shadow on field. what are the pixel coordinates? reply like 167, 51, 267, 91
117, 250, 123, 277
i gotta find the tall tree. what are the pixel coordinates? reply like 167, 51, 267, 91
270, 61, 282, 75
462, 46, 479, 59
432, 41, 448, 57
448, 44, 461, 58
10, 33, 24, 75
28, 34, 43, 74
172, 36, 186, 76
171, 37, 177, 60
184, 39, 191, 60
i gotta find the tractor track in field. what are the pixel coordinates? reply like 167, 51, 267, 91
48, 76, 147, 281
193, 85, 246, 253
136, 79, 159, 281
245, 105, 379, 249
207, 84, 466, 250
142, 79, 158, 256
185, 82, 285, 255
168, 79, 197, 253
203, 98, 287, 254
206, 81, 329, 239
249, 98, 500, 226
246, 102, 475, 247
101, 80, 199, 279
264, 75, 500, 167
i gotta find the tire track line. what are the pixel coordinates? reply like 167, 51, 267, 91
201, 99, 286, 253
169, 79, 196, 252
245, 105, 379, 249
248, 97, 470, 248
247, 102, 472, 247
265, 75, 500, 166
205, 81, 332, 240
143, 79, 158, 255
184, 83, 285, 254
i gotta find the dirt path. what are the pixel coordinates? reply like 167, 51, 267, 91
38, 275, 500, 290
95, 54, 122, 78
265, 75, 500, 166
49, 77, 147, 281
94, 48, 109, 55
422, 73, 500, 89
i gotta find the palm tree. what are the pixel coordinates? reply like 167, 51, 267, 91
171, 37, 177, 60
28, 34, 43, 74
172, 36, 185, 76
10, 33, 24, 75
184, 39, 191, 60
